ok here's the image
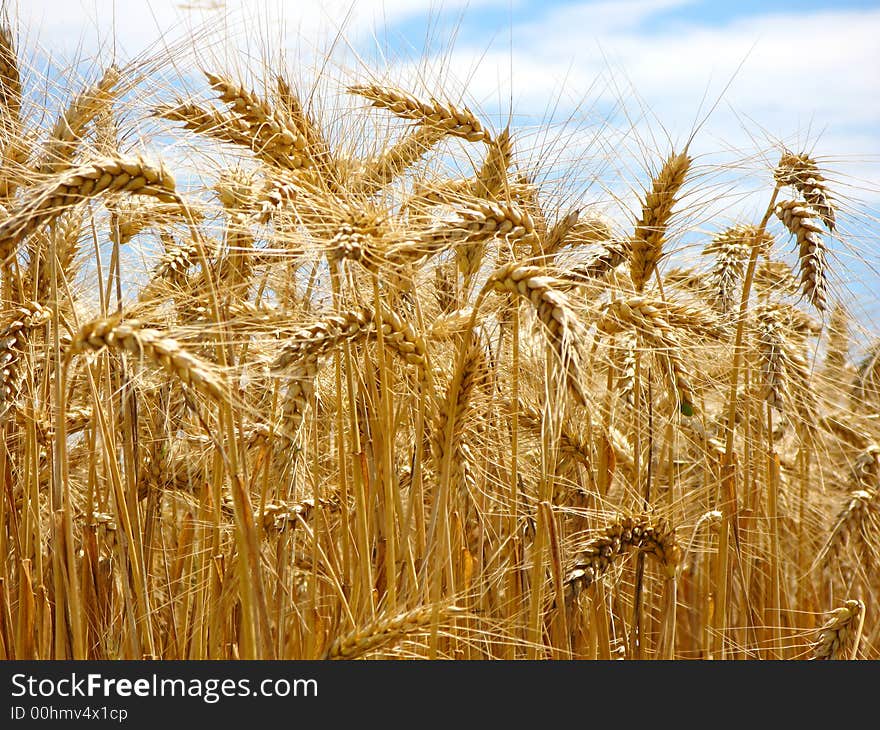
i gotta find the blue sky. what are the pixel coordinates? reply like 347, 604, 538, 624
7, 0, 880, 325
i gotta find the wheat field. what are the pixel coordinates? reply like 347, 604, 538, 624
0, 9, 878, 662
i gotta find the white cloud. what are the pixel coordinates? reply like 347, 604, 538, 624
6, 0, 878, 209
449, 4, 880, 143
8, 0, 511, 61
406, 1, 880, 228
13, 0, 876, 158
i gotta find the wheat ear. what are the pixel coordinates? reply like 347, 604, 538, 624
629, 151, 690, 291
487, 263, 588, 406
430, 332, 487, 468
775, 150, 836, 231
568, 238, 630, 282
0, 303, 52, 423
41, 65, 120, 173
774, 199, 828, 312
382, 199, 536, 271
474, 126, 513, 198
275, 75, 331, 165
323, 605, 455, 659
821, 489, 878, 564
703, 225, 755, 314
566, 515, 679, 597
270, 310, 370, 431
756, 304, 788, 408
0, 23, 21, 133
594, 297, 701, 413
68, 316, 226, 402
271, 309, 374, 372
812, 600, 865, 660
754, 259, 800, 298
109, 199, 192, 245
205, 71, 310, 169
0, 155, 176, 261
348, 84, 491, 143
156, 100, 255, 147
823, 302, 850, 383
354, 125, 446, 195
